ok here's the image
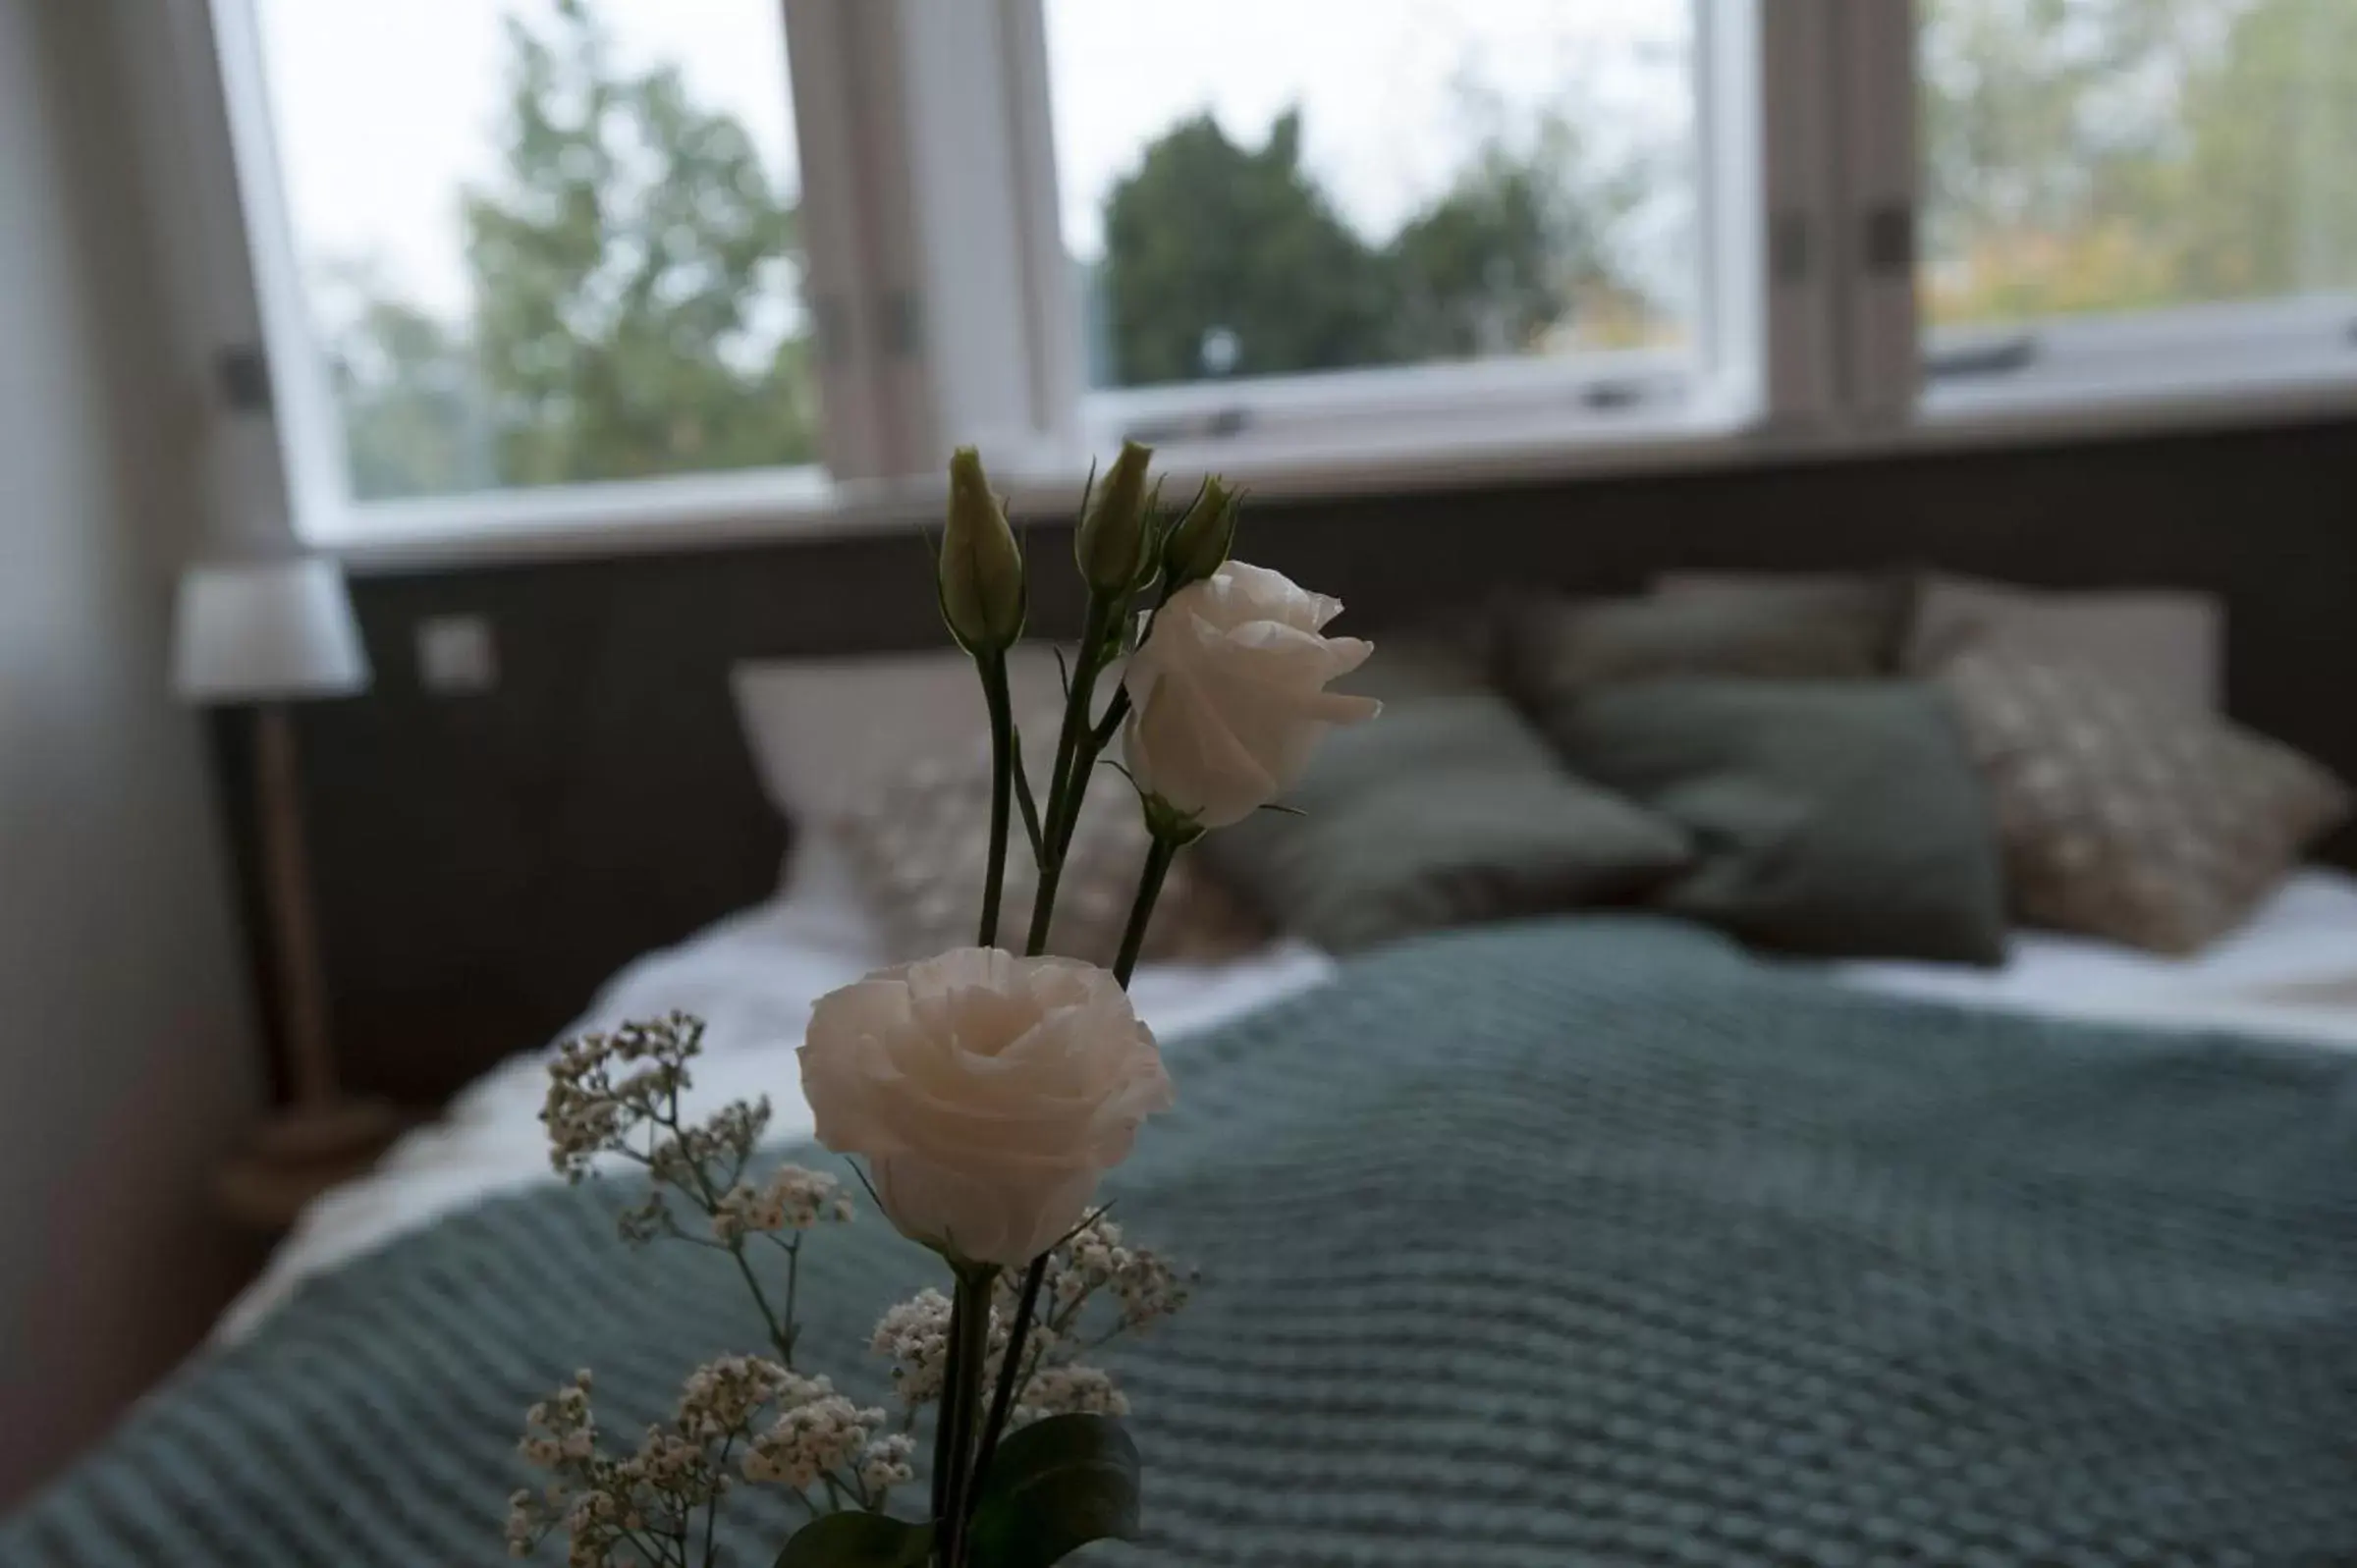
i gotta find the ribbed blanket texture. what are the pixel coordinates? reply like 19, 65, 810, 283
8, 918, 2355, 1566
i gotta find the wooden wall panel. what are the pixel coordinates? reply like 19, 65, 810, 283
231, 416, 2357, 1104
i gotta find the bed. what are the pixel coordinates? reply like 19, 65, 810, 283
16, 570, 2357, 1564
224, 854, 2357, 1347
8, 871, 2357, 1565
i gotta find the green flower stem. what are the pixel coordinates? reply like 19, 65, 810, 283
1010, 736, 1043, 863
969, 1253, 1049, 1488
927, 1283, 967, 1531
1044, 597, 1113, 827
1084, 573, 1178, 758
1089, 685, 1130, 754
934, 1264, 998, 1567
732, 1246, 794, 1367
957, 827, 1177, 1513
781, 1236, 801, 1367
1112, 833, 1179, 990
1026, 594, 1118, 956
701, 1434, 732, 1567
975, 651, 1016, 948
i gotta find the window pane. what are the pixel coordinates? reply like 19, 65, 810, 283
1921, 0, 2357, 330
1043, 0, 1697, 392
250, 0, 818, 502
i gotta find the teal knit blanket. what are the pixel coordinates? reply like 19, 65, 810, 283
8, 917, 2356, 1566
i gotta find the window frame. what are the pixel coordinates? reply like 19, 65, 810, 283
186, 0, 883, 549
201, 0, 354, 544
977, 0, 1741, 462
145, 0, 2357, 565
1081, 346, 1699, 451
1924, 292, 2357, 421
1899, 0, 2357, 433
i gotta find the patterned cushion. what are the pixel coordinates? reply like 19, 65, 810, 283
1941, 648, 2350, 954
1910, 574, 2223, 715
832, 707, 1264, 968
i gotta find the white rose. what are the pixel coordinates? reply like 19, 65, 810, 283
1123, 562, 1380, 829
798, 948, 1174, 1268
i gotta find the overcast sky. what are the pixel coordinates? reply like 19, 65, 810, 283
1044, 0, 1689, 257
254, 0, 1692, 318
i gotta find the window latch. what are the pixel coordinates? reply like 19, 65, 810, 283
1770, 211, 1811, 287
215, 345, 274, 414
880, 290, 924, 361
1121, 406, 1252, 446
1580, 380, 1651, 412
1861, 202, 1915, 279
1925, 332, 2040, 381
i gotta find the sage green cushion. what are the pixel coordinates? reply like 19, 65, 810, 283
1505, 584, 1899, 709
1202, 693, 1692, 953
1545, 680, 2006, 964
1655, 572, 1917, 671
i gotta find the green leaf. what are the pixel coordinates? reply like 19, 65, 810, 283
965, 1414, 1143, 1568
772, 1512, 934, 1568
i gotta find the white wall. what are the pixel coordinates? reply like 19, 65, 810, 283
0, 0, 263, 1504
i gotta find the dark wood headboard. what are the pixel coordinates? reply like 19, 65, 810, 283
215, 414, 2357, 1106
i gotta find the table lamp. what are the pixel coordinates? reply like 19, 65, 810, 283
174, 558, 396, 1174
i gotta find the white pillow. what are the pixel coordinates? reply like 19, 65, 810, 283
731, 645, 1069, 826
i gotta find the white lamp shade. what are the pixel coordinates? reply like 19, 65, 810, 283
173, 559, 371, 703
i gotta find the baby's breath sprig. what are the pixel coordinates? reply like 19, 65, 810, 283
866, 1215, 1190, 1447
539, 1013, 850, 1368
542, 1013, 707, 1182
515, 440, 1297, 1568
509, 1360, 910, 1567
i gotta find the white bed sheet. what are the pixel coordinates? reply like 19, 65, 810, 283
217, 857, 1337, 1342
1835, 868, 2357, 1051
221, 866, 2357, 1342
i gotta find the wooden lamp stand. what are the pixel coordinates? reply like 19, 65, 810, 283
247, 703, 400, 1160
175, 557, 396, 1230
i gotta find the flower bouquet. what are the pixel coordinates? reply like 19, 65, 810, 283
509, 442, 1377, 1567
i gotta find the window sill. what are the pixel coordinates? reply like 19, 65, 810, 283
332, 393, 1762, 572
323, 464, 877, 572
1020, 382, 1755, 513
327, 367, 2357, 575
1914, 294, 2357, 453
